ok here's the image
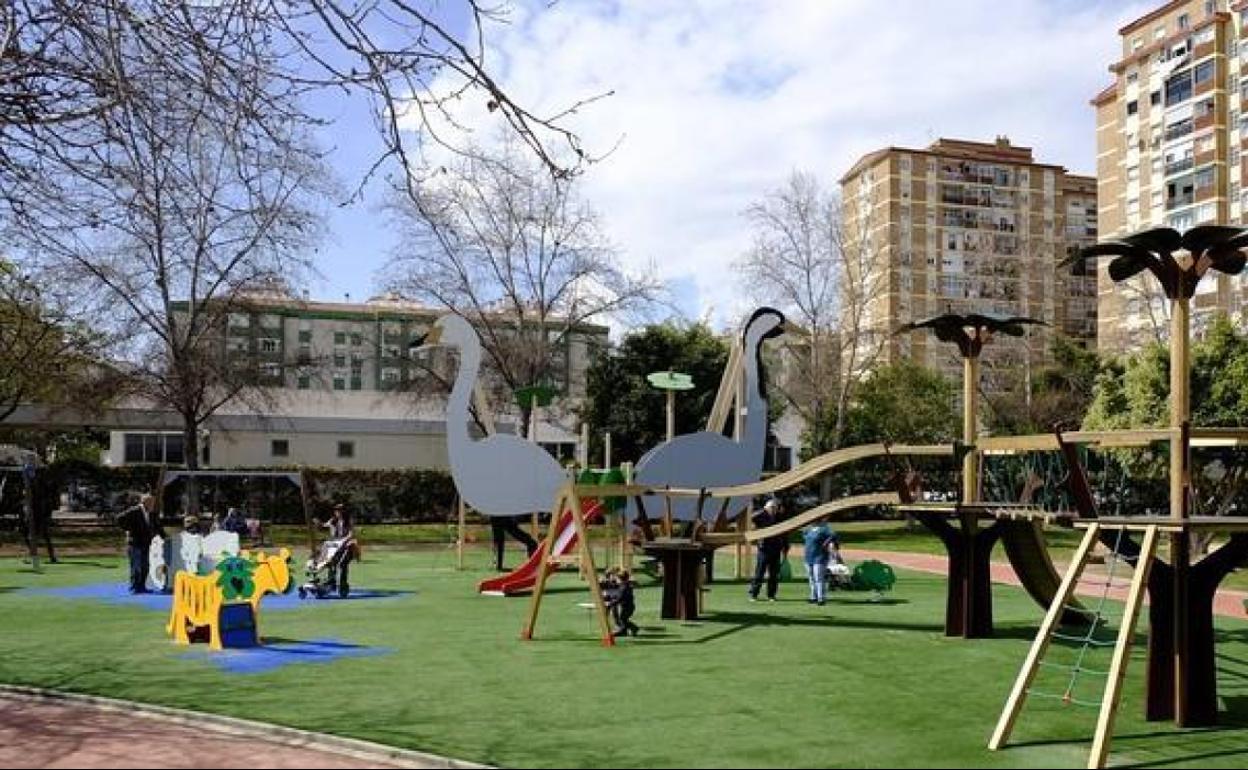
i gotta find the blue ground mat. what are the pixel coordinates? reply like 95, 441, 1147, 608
23, 582, 412, 610
179, 637, 393, 674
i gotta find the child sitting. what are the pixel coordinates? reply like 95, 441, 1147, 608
605, 569, 639, 638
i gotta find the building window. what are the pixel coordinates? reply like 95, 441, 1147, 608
1127, 70, 1139, 84
298, 330, 312, 343
1195, 166, 1216, 189
1133, 36, 1143, 51
333, 331, 347, 346
350, 377, 362, 391
381, 367, 400, 386
1194, 60, 1214, 86
271, 439, 289, 458
1205, 0, 1214, 16
1155, 26, 1166, 40
1127, 100, 1138, 116
297, 375, 310, 390
351, 333, 362, 347
259, 362, 281, 380
259, 338, 279, 353
333, 353, 346, 367
337, 441, 355, 459
1177, 13, 1189, 30
1150, 90, 1161, 106
228, 313, 250, 328
122, 433, 185, 465
333, 375, 346, 391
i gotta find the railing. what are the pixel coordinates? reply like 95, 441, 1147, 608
1166, 193, 1194, 210
1165, 157, 1195, 175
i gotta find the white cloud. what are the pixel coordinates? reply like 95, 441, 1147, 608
413, 0, 1150, 326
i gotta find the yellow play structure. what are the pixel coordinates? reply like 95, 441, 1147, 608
166, 549, 292, 651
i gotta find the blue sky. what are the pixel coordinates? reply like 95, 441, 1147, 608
311, 0, 1151, 329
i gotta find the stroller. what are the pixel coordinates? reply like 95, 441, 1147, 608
825, 543, 853, 591
298, 536, 353, 599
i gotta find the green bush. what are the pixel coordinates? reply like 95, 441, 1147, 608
21, 462, 458, 525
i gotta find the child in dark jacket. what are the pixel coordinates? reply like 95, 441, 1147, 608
606, 570, 639, 637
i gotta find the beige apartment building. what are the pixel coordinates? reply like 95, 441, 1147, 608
839, 137, 1098, 396
101, 290, 607, 470
1094, 0, 1248, 352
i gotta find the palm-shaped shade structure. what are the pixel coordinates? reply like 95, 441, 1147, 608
1061, 224, 1248, 456
897, 312, 1046, 504
897, 312, 1048, 359
1060, 225, 1248, 300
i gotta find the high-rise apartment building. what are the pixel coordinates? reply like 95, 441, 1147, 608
1094, 0, 1248, 352
839, 137, 1098, 395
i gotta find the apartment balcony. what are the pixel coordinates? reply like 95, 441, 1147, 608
1164, 121, 1194, 142
1165, 157, 1195, 176
1166, 193, 1195, 211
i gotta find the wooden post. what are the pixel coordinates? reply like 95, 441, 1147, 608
521, 487, 565, 641
990, 524, 1102, 750
456, 496, 466, 571
665, 389, 675, 442
1089, 525, 1160, 769
1169, 296, 1191, 726
962, 354, 980, 504
568, 488, 615, 646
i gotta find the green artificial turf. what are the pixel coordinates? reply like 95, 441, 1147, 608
2, 548, 1248, 768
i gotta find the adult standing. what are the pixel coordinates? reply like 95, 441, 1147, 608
803, 517, 836, 606
115, 494, 165, 594
490, 515, 538, 572
322, 503, 357, 597
748, 499, 789, 602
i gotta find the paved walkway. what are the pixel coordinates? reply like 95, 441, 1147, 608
843, 547, 1248, 619
0, 692, 470, 769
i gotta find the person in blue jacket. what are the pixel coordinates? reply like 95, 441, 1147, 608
803, 517, 836, 606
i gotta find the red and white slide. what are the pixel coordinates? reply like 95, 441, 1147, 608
477, 501, 605, 596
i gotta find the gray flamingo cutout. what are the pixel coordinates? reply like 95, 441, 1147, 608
413, 315, 569, 516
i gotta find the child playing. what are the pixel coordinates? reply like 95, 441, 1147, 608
606, 569, 639, 637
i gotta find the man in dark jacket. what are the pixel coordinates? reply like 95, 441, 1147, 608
116, 494, 165, 593
748, 498, 789, 602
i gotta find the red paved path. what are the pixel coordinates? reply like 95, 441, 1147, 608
843, 547, 1248, 619
0, 695, 455, 769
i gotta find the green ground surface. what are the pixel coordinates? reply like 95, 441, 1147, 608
3, 546, 1248, 768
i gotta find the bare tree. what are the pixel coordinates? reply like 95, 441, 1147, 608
2, 0, 603, 209
384, 136, 659, 434
0, 262, 107, 423
4, 8, 326, 496
736, 171, 888, 454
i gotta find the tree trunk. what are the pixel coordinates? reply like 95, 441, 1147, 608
182, 417, 201, 517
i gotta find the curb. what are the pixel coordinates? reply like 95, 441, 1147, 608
0, 684, 489, 769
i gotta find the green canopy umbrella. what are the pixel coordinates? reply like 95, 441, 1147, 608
647, 371, 695, 441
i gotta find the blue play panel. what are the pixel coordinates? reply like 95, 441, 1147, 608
180, 638, 392, 674
23, 583, 412, 610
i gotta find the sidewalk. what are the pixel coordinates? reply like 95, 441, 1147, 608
0, 689, 477, 769
842, 548, 1248, 620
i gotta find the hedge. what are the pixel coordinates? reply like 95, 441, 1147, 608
1, 461, 458, 525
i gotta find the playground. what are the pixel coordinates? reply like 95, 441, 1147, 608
2, 545, 1247, 769
5, 229, 1248, 767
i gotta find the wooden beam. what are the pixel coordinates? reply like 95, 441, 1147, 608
521, 486, 566, 641
1089, 525, 1159, 769
568, 489, 615, 646
989, 524, 1102, 751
